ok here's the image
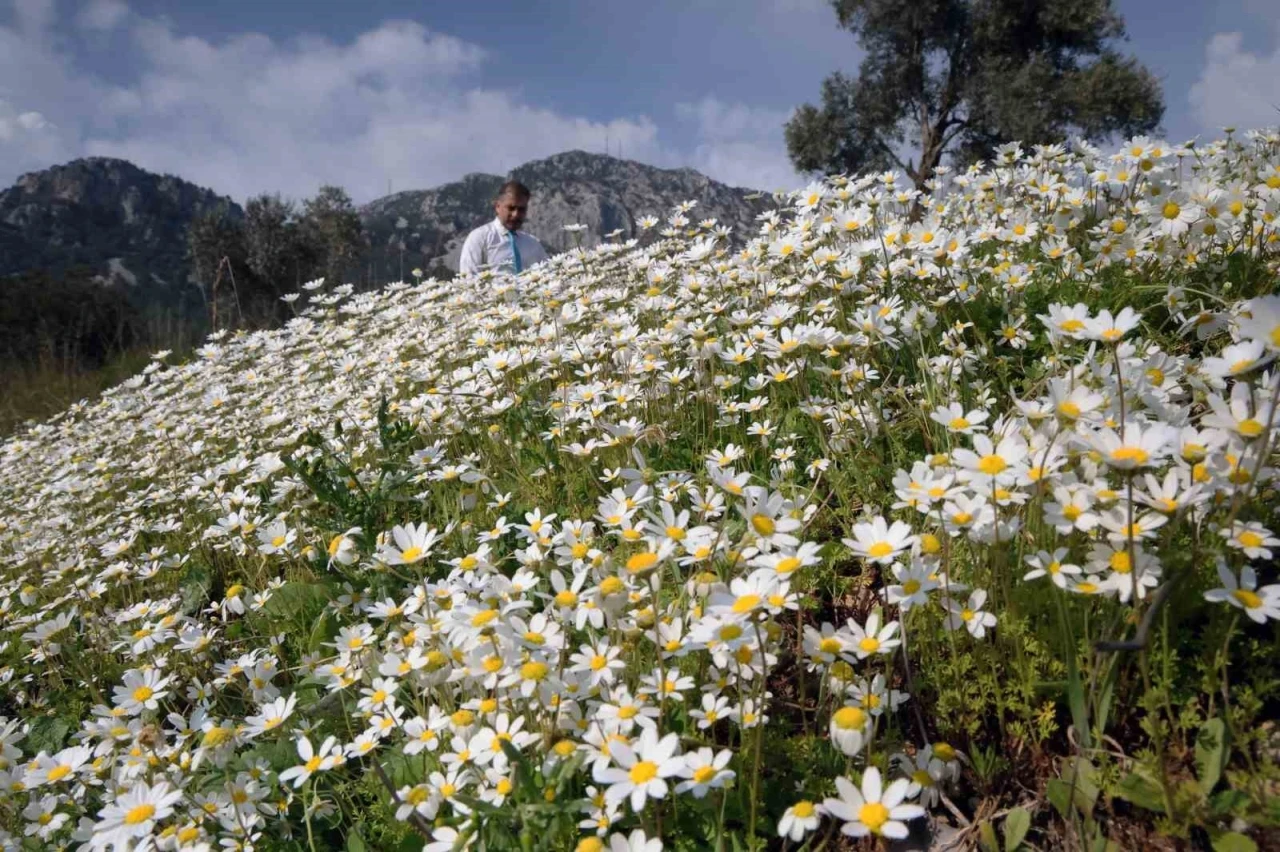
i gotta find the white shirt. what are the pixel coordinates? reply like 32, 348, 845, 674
458, 217, 548, 276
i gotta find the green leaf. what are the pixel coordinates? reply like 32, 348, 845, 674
345, 829, 367, 852
1196, 718, 1227, 795
258, 581, 332, 624
381, 750, 422, 789
1210, 789, 1250, 817
978, 821, 999, 852
1047, 779, 1072, 820
1210, 831, 1257, 852
1065, 645, 1092, 749
308, 610, 339, 654
1004, 807, 1031, 851
1049, 759, 1099, 820
25, 716, 72, 754
1114, 771, 1166, 813
1095, 655, 1119, 735
178, 562, 215, 615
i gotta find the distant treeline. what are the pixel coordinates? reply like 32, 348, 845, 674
188, 186, 453, 332
0, 184, 458, 433
2, 185, 456, 377
0, 266, 144, 371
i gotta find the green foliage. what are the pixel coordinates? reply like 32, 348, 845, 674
301, 185, 365, 289
786, 0, 1164, 187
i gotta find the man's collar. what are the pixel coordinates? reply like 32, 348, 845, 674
493, 216, 515, 235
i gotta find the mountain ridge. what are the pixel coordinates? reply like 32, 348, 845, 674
1, 151, 770, 303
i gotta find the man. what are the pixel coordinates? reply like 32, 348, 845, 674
458, 180, 548, 276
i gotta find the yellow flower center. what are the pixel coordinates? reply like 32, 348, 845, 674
860, 801, 891, 833
732, 594, 763, 614
867, 541, 894, 558
1238, 419, 1264, 438
832, 706, 867, 730
626, 552, 659, 574
47, 764, 72, 782
1110, 446, 1149, 465
132, 686, 154, 703
124, 804, 157, 825
793, 800, 816, 818
400, 546, 423, 562
693, 766, 717, 784
819, 638, 842, 655
1237, 531, 1264, 549
977, 454, 1007, 475
1233, 589, 1262, 609
203, 727, 234, 748
555, 590, 579, 607
629, 761, 658, 784
859, 637, 881, 654
949, 417, 970, 430
751, 514, 776, 536
718, 624, 744, 642
775, 556, 801, 574
520, 661, 549, 681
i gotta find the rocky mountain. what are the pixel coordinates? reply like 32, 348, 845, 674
0, 151, 768, 305
360, 151, 770, 277
0, 157, 242, 310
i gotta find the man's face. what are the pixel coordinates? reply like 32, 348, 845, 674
495, 192, 529, 231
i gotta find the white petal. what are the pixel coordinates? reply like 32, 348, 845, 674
861, 766, 883, 802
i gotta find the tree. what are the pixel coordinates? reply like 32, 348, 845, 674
186, 205, 247, 329
244, 194, 300, 293
299, 185, 364, 288
785, 0, 1164, 191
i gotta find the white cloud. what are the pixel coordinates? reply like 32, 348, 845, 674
12, 0, 54, 37
675, 98, 803, 191
75, 0, 128, 31
1189, 28, 1280, 132
0, 1, 798, 201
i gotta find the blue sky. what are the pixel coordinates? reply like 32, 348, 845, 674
1, 0, 1278, 203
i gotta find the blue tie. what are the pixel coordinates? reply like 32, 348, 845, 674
508, 230, 523, 273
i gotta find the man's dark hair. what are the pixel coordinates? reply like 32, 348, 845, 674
497, 180, 531, 201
